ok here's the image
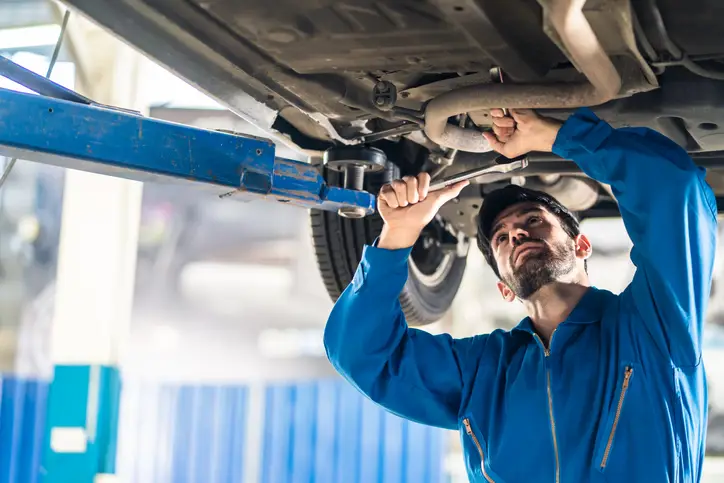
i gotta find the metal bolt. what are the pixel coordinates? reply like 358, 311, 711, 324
338, 165, 367, 218
343, 165, 365, 191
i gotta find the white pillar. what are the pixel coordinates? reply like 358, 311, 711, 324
41, 15, 145, 483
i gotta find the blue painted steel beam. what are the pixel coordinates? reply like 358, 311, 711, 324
0, 87, 375, 215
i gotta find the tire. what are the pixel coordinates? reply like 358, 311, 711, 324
310, 165, 468, 326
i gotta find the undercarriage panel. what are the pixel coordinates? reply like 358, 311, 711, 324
196, 0, 561, 78
61, 0, 724, 141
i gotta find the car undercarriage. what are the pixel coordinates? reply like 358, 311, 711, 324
60, 0, 724, 324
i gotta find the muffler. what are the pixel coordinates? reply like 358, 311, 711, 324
423, 0, 623, 152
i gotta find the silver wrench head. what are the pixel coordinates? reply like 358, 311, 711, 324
428, 157, 528, 192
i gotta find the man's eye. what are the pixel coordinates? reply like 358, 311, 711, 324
496, 234, 508, 244
527, 216, 541, 225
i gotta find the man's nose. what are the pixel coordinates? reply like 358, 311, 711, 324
511, 229, 530, 246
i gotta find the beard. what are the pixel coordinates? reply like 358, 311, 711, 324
501, 239, 577, 300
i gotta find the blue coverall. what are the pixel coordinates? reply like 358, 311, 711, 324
323, 108, 719, 482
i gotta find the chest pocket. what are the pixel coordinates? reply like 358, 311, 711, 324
592, 361, 636, 472
460, 415, 502, 483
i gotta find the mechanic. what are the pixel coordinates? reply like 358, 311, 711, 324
323, 107, 719, 482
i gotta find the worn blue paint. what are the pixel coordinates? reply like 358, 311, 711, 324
0, 376, 49, 483
1, 376, 444, 483
41, 365, 121, 483
0, 85, 375, 215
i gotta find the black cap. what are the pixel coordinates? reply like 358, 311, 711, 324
477, 184, 580, 241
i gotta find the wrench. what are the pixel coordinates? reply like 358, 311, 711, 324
428, 157, 528, 192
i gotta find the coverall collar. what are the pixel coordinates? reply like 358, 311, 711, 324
512, 286, 606, 334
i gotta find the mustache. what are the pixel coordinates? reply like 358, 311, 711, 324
510, 238, 546, 265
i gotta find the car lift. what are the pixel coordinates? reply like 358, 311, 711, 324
0, 55, 376, 217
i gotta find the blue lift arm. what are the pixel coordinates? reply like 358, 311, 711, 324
0, 57, 375, 216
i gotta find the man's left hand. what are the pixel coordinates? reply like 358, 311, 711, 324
483, 109, 563, 158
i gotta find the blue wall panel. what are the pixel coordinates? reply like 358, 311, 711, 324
116, 382, 248, 483
0, 376, 445, 483
41, 365, 122, 483
312, 380, 338, 483
0, 376, 48, 483
261, 379, 446, 483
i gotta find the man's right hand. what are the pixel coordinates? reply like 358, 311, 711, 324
377, 172, 469, 250
482, 109, 562, 158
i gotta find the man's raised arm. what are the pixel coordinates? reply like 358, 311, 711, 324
323, 174, 482, 430
551, 108, 719, 366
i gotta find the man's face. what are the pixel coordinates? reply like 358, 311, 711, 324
490, 202, 584, 300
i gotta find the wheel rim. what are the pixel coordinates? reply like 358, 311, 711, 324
409, 233, 456, 287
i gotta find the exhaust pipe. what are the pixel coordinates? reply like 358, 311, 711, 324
424, 0, 623, 152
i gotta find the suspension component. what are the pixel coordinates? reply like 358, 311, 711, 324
323, 146, 387, 218
372, 81, 397, 111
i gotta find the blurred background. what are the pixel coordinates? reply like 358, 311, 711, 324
0, 1, 722, 482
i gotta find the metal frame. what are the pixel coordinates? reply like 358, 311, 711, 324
0, 56, 375, 216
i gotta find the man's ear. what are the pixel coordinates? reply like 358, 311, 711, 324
575, 233, 592, 260
497, 281, 517, 303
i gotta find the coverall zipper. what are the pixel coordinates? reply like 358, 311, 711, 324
600, 366, 634, 468
463, 418, 495, 483
533, 330, 560, 483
